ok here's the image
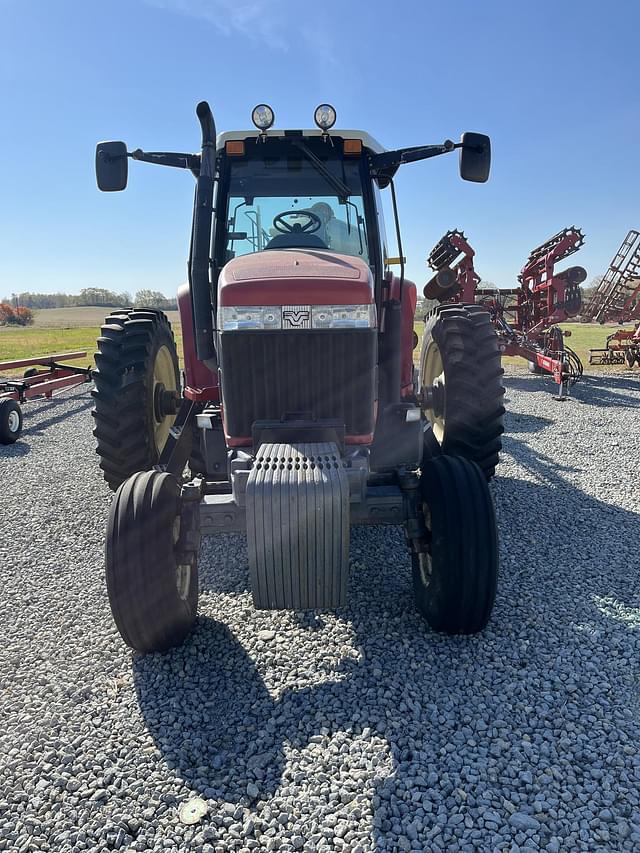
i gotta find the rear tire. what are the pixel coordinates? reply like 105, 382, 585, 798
412, 455, 498, 634
92, 309, 180, 490
0, 399, 23, 444
419, 304, 504, 480
106, 470, 200, 653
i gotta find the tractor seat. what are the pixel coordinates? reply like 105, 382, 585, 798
265, 233, 328, 250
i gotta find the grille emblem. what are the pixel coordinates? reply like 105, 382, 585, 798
282, 306, 311, 329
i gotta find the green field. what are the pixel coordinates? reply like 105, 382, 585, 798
0, 308, 634, 378
0, 310, 183, 376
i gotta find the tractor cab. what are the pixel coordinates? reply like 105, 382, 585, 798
215, 130, 375, 263
93, 103, 503, 655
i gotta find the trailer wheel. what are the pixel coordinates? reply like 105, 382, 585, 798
23, 367, 38, 379
419, 304, 504, 479
106, 470, 199, 653
527, 360, 547, 375
92, 309, 180, 490
412, 455, 498, 634
0, 399, 23, 444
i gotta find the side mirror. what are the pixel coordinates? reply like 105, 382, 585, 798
459, 132, 491, 183
95, 141, 128, 191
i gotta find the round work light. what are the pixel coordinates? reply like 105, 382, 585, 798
251, 104, 275, 131
314, 104, 337, 131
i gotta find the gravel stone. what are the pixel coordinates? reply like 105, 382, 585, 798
508, 812, 540, 832
0, 372, 639, 852
257, 630, 276, 641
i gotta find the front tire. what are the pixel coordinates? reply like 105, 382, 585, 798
412, 455, 498, 634
92, 309, 180, 490
106, 470, 200, 653
419, 304, 504, 479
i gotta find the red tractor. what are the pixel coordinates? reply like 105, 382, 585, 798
94, 103, 503, 653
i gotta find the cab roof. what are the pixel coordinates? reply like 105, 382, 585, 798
217, 129, 386, 154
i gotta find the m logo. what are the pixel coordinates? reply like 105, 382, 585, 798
282, 306, 311, 329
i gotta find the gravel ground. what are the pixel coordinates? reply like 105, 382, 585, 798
1, 368, 639, 853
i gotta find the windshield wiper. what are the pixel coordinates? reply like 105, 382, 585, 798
291, 139, 352, 200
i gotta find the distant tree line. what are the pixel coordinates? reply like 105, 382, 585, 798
1, 288, 178, 311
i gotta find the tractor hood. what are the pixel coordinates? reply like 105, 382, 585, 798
218, 249, 374, 307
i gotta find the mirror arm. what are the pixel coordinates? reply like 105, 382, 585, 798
451, 141, 486, 153
370, 140, 455, 175
129, 149, 201, 173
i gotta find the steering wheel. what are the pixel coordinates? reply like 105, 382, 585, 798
273, 210, 322, 235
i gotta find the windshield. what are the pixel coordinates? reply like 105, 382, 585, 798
223, 152, 369, 263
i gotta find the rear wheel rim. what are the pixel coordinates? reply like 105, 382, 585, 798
422, 342, 445, 442
7, 410, 20, 433
152, 345, 178, 452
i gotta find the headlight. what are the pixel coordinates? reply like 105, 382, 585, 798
219, 304, 376, 330
219, 306, 282, 330
311, 304, 376, 329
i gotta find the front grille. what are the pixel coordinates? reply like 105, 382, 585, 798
219, 329, 377, 439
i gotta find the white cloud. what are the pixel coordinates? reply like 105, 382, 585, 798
144, 0, 290, 51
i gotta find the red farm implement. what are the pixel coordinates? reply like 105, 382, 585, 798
582, 229, 640, 324
582, 229, 640, 368
587, 326, 640, 368
0, 352, 93, 444
424, 227, 586, 398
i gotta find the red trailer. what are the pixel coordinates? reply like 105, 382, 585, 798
0, 352, 93, 443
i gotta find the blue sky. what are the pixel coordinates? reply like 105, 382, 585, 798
0, 0, 638, 297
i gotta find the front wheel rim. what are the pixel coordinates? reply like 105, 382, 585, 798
7, 410, 20, 433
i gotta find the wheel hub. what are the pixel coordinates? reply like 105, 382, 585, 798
7, 410, 20, 433
154, 383, 181, 421
421, 381, 445, 418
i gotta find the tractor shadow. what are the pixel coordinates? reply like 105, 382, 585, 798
134, 471, 640, 849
